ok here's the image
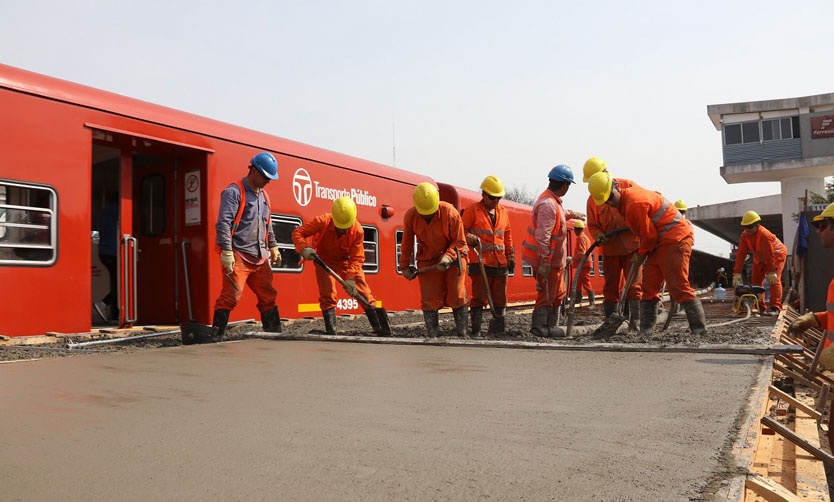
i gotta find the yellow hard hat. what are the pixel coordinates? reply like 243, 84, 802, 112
413, 182, 440, 215
674, 199, 687, 211
740, 210, 761, 226
574, 220, 585, 229
582, 157, 608, 183
331, 196, 357, 229
587, 171, 613, 206
813, 202, 834, 224
480, 175, 505, 197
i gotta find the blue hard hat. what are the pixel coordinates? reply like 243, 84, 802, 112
250, 152, 278, 180
547, 164, 575, 184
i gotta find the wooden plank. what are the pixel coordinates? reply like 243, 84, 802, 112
761, 416, 834, 468
792, 389, 830, 501
768, 386, 822, 421
745, 473, 803, 502
772, 363, 822, 393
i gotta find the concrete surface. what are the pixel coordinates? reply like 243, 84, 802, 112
0, 340, 765, 501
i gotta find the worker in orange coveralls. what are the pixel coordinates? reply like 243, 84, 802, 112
521, 164, 585, 338
462, 175, 515, 336
570, 220, 594, 309
292, 196, 388, 337
400, 182, 469, 337
731, 210, 786, 314
790, 202, 834, 369
587, 171, 707, 336
582, 157, 643, 330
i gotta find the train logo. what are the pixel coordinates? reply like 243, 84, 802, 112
292, 168, 314, 206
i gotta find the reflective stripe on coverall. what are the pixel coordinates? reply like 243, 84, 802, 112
292, 214, 376, 312
399, 201, 468, 311
462, 201, 513, 308
586, 177, 642, 303
618, 185, 696, 303
732, 225, 786, 310
521, 190, 567, 308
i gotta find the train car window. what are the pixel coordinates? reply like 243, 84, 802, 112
361, 225, 379, 274
589, 254, 596, 277
139, 174, 166, 237
597, 255, 604, 277
0, 180, 57, 266
521, 263, 533, 277
271, 214, 302, 272
395, 229, 417, 274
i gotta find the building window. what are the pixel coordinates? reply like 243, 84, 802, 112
742, 122, 760, 143
271, 214, 302, 272
362, 225, 379, 274
0, 180, 57, 265
725, 116, 800, 145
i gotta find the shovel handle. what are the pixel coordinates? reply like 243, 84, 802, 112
473, 244, 498, 317
311, 254, 374, 309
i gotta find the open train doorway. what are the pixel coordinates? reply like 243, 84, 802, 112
90, 131, 212, 329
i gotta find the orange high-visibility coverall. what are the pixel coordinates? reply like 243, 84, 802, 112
617, 185, 696, 303
816, 278, 834, 349
571, 230, 593, 296
586, 178, 642, 303
732, 225, 786, 310
521, 190, 567, 309
399, 201, 468, 311
292, 214, 376, 312
462, 200, 514, 308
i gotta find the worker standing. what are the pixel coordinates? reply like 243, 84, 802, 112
587, 171, 707, 336
400, 182, 469, 337
790, 203, 834, 369
583, 157, 643, 330
570, 220, 594, 308
731, 210, 786, 313
521, 164, 585, 337
462, 175, 515, 336
213, 152, 283, 341
292, 196, 388, 336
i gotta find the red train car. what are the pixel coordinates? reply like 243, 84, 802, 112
0, 64, 598, 338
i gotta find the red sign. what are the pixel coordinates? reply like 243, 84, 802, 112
811, 115, 834, 139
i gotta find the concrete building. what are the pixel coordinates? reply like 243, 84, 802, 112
689, 93, 834, 257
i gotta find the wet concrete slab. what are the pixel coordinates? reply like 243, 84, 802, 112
0, 339, 765, 501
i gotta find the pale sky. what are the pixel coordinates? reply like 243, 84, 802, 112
3, 0, 834, 256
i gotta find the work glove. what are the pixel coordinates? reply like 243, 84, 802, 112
506, 255, 516, 273
566, 256, 572, 266
820, 345, 834, 372
766, 271, 778, 286
301, 247, 316, 260
269, 246, 282, 267
537, 263, 550, 281
595, 232, 608, 245
466, 234, 481, 248
220, 250, 235, 273
438, 254, 454, 270
344, 279, 357, 297
402, 267, 416, 280
789, 311, 819, 333
732, 273, 743, 287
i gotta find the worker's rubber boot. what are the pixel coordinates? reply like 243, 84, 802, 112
487, 307, 506, 336
530, 307, 549, 337
211, 309, 230, 343
639, 300, 658, 337
470, 306, 484, 337
681, 299, 708, 336
423, 310, 440, 338
588, 291, 596, 309
547, 307, 565, 338
323, 308, 337, 336
628, 299, 640, 332
364, 308, 386, 336
602, 301, 617, 318
453, 306, 469, 338
261, 306, 282, 333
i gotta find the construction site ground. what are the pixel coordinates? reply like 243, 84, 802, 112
1, 291, 832, 500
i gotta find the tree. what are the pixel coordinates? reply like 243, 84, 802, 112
808, 177, 834, 205
504, 185, 535, 206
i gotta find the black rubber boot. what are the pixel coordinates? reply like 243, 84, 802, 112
530, 307, 549, 337
547, 307, 565, 337
323, 308, 337, 336
365, 308, 387, 336
453, 306, 469, 338
423, 310, 440, 338
602, 301, 617, 317
639, 300, 658, 337
261, 306, 281, 333
628, 299, 640, 332
681, 299, 707, 336
470, 306, 484, 337
487, 307, 506, 335
212, 309, 230, 342
588, 291, 596, 309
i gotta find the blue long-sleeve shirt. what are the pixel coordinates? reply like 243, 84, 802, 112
215, 177, 277, 260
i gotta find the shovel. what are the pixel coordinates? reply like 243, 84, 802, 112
311, 254, 392, 335
566, 227, 628, 337
472, 242, 500, 319
592, 256, 641, 339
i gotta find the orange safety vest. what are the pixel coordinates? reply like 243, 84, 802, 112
521, 189, 566, 268
461, 201, 513, 267
820, 277, 834, 349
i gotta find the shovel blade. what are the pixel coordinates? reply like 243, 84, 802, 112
181, 322, 219, 345
591, 313, 626, 339
375, 307, 392, 336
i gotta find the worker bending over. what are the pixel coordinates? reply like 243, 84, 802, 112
521, 164, 585, 337
587, 171, 706, 336
570, 220, 594, 308
732, 210, 786, 313
293, 196, 387, 336
400, 182, 469, 337
462, 175, 515, 336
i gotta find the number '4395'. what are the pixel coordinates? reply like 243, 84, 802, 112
337, 298, 359, 311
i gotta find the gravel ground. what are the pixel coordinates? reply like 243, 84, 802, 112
0, 299, 779, 362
